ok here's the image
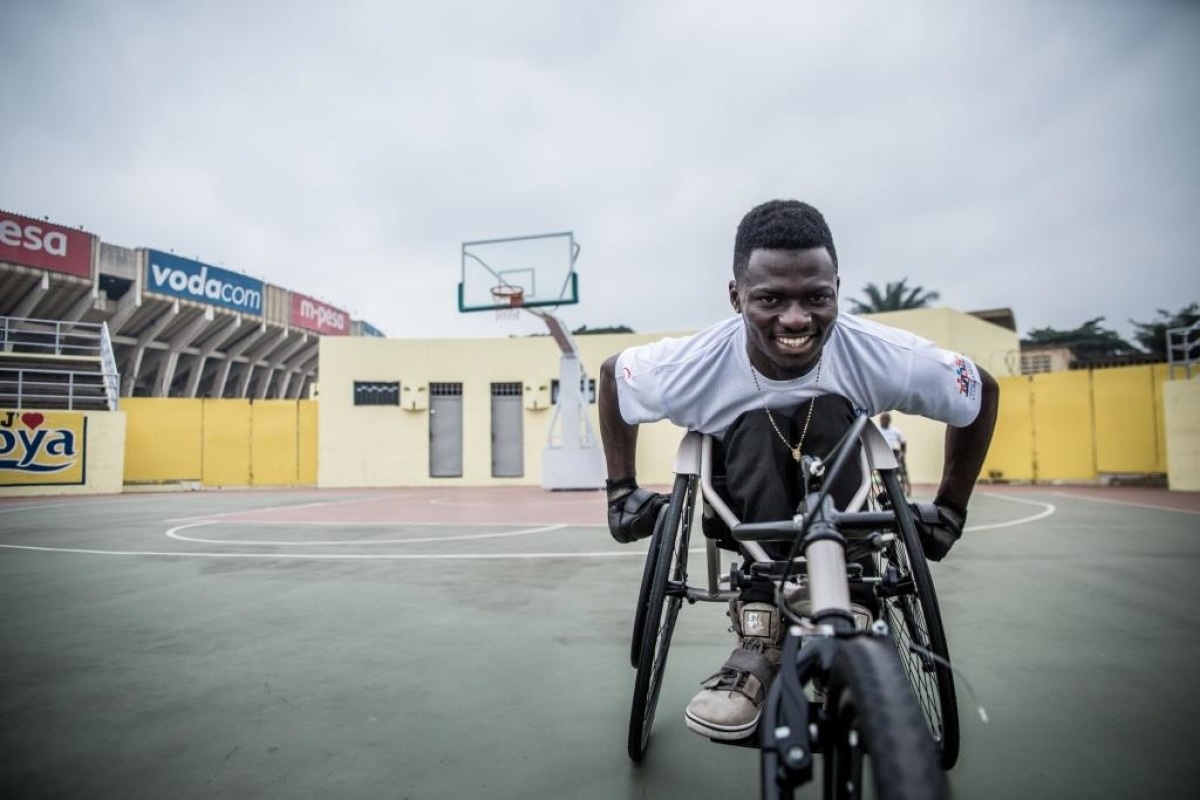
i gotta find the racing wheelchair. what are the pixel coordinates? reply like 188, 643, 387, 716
627, 413, 959, 799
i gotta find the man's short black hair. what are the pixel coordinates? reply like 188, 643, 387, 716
733, 200, 838, 281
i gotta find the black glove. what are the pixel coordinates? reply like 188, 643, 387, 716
909, 500, 966, 562
606, 479, 667, 544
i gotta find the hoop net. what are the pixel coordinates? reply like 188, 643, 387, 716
491, 284, 525, 320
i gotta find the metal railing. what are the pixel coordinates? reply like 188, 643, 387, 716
0, 315, 121, 410
99, 321, 120, 409
1167, 320, 1200, 379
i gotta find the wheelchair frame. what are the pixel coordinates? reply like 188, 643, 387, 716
626, 419, 960, 777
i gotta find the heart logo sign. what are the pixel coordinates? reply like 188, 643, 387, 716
1, 411, 86, 485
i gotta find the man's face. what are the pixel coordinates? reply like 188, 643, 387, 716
729, 247, 839, 380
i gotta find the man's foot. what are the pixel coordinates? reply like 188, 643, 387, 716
684, 601, 782, 740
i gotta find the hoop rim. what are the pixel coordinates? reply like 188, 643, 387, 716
490, 284, 525, 308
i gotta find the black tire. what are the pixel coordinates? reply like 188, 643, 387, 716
876, 470, 960, 770
821, 636, 949, 800
629, 522, 661, 668
627, 473, 694, 762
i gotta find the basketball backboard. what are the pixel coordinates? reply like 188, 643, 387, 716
458, 232, 579, 313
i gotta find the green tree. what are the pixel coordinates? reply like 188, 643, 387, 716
848, 279, 940, 314
1022, 317, 1139, 363
573, 324, 634, 335
1130, 303, 1200, 359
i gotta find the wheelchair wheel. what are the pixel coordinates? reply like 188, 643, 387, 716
627, 473, 695, 762
875, 469, 960, 770
820, 636, 949, 800
629, 517, 661, 668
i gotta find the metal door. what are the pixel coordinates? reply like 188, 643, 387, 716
491, 382, 524, 477
429, 383, 463, 478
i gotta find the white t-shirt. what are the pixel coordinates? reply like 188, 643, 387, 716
615, 314, 982, 437
879, 425, 906, 452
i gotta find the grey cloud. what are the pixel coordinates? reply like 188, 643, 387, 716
2, 0, 1197, 340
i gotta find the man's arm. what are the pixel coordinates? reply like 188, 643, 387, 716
935, 367, 999, 513
599, 353, 666, 543
599, 354, 638, 482
910, 367, 999, 561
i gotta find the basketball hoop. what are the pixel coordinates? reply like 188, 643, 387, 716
491, 284, 525, 320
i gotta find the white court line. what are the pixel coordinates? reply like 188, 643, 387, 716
165, 494, 412, 523
166, 521, 569, 545
0, 498, 135, 515
0, 492, 1054, 560
966, 493, 1056, 531
1049, 490, 1200, 516
0, 543, 654, 560
426, 498, 601, 507
165, 519, 606, 528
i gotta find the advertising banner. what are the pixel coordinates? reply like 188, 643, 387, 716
291, 292, 349, 336
146, 250, 264, 316
0, 209, 92, 278
0, 410, 88, 487
357, 320, 385, 338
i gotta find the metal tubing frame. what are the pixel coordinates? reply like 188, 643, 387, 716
669, 420, 902, 606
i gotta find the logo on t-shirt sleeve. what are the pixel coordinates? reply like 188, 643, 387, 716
952, 355, 979, 400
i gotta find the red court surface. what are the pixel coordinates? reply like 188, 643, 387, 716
196, 486, 612, 526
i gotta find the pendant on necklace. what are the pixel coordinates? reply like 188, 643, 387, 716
791, 446, 801, 462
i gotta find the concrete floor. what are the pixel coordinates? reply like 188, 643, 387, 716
1, 487, 1197, 799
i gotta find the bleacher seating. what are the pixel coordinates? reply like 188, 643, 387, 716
0, 316, 119, 411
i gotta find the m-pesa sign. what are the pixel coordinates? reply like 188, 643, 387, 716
291, 292, 348, 335
0, 210, 92, 278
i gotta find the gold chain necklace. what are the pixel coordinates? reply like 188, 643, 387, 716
749, 358, 822, 462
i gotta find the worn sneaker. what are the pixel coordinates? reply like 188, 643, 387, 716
684, 601, 782, 740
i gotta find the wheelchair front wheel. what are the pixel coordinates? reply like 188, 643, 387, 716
627, 473, 695, 762
820, 636, 949, 800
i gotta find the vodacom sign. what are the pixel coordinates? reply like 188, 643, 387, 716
0, 210, 93, 278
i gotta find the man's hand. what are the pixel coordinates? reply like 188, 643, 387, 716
909, 501, 966, 562
607, 480, 667, 543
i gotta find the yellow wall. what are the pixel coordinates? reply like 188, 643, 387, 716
1153, 364, 1172, 474
1163, 379, 1200, 491
318, 309, 1019, 488
250, 401, 298, 486
122, 398, 316, 488
298, 400, 318, 484
203, 400, 251, 486
0, 410, 126, 498
123, 398, 203, 482
982, 364, 1176, 483
1031, 370, 1096, 481
1093, 365, 1161, 474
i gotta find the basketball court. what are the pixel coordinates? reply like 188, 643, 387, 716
2, 484, 1197, 798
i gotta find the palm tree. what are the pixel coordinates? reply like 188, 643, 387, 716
848, 279, 940, 314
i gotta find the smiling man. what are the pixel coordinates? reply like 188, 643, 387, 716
598, 199, 998, 742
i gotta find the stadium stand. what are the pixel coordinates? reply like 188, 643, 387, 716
1, 209, 382, 401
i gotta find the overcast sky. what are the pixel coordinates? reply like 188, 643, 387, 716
3, 0, 1197, 342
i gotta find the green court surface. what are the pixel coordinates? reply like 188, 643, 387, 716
1, 486, 1197, 799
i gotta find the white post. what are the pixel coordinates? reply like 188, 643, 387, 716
530, 310, 604, 490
